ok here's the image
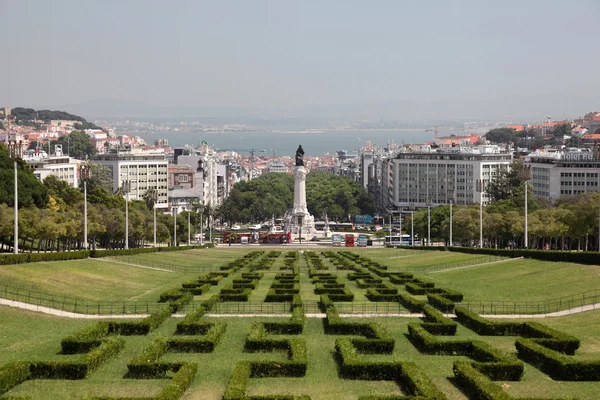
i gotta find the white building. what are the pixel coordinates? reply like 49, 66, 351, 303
268, 159, 289, 173
94, 149, 169, 210
24, 146, 79, 188
525, 147, 600, 200
384, 145, 512, 209
177, 148, 219, 207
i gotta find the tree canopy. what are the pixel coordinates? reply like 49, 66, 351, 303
11, 107, 105, 131
50, 131, 97, 159
0, 144, 48, 208
219, 172, 376, 225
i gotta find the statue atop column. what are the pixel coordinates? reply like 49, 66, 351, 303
295, 145, 304, 166
285, 144, 316, 237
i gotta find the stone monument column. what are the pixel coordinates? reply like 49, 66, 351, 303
286, 145, 316, 237
292, 166, 309, 216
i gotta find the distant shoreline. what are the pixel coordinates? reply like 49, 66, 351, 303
119, 128, 443, 135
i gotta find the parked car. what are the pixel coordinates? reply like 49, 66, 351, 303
231, 225, 241, 230
248, 224, 262, 230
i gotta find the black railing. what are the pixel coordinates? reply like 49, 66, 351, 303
0, 285, 161, 315
462, 290, 600, 315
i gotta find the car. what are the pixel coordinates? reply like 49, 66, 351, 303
248, 224, 262, 230
231, 225, 241, 230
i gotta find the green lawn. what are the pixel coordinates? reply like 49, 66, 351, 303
3, 248, 600, 399
5, 305, 600, 400
428, 258, 600, 301
0, 258, 198, 302
0, 306, 89, 367
341, 248, 495, 271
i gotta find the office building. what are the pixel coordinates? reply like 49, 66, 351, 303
525, 147, 600, 200
384, 145, 512, 209
94, 149, 169, 210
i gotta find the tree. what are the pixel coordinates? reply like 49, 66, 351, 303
51, 131, 97, 159
0, 144, 49, 208
485, 128, 518, 145
80, 161, 113, 193
142, 188, 158, 210
43, 175, 83, 206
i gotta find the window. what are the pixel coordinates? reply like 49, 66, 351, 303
177, 174, 189, 183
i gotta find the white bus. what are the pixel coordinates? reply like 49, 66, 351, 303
384, 235, 419, 246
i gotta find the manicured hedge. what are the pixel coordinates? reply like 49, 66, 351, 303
127, 337, 173, 378
219, 288, 252, 302
0, 251, 90, 265
427, 293, 456, 313
156, 362, 197, 400
516, 338, 600, 381
168, 323, 227, 352
421, 305, 457, 336
61, 322, 109, 354
0, 362, 30, 395
455, 307, 580, 354
109, 305, 172, 335
30, 336, 125, 379
408, 323, 523, 381
334, 338, 446, 399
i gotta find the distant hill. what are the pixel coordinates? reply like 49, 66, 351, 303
10, 107, 105, 131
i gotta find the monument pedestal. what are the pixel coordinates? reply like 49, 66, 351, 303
286, 166, 316, 237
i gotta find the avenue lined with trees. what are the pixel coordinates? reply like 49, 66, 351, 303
0, 142, 599, 252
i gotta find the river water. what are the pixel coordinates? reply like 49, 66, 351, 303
144, 129, 455, 156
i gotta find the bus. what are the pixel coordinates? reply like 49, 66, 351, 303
332, 234, 343, 247
357, 234, 369, 247
345, 234, 355, 247
384, 235, 420, 246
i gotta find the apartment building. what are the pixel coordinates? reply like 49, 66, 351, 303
384, 146, 512, 209
176, 148, 219, 207
94, 149, 169, 210
25, 150, 79, 188
525, 148, 600, 200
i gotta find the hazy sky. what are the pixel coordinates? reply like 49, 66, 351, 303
1, 0, 599, 118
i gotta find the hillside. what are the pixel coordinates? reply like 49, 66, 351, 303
10, 107, 105, 131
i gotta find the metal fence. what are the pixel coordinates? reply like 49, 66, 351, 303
462, 290, 600, 315
105, 256, 232, 273
0, 285, 161, 315
198, 300, 292, 314
396, 255, 508, 274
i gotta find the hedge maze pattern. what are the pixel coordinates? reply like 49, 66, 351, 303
1, 249, 599, 399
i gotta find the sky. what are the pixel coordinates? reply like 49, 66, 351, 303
1, 0, 599, 120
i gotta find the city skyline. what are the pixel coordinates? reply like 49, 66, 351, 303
1, 1, 599, 121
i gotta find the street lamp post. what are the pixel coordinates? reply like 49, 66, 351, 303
447, 190, 454, 247
187, 203, 191, 246
81, 163, 90, 250
524, 180, 528, 249
409, 202, 415, 246
173, 207, 177, 247
9, 141, 19, 254
152, 191, 158, 247
123, 181, 130, 249
476, 179, 486, 248
199, 204, 204, 246
426, 198, 432, 246
523, 166, 532, 249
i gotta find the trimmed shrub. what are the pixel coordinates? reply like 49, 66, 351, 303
0, 362, 30, 395
30, 336, 125, 380
421, 305, 457, 336
515, 338, 600, 381
168, 323, 227, 352
109, 305, 172, 335
223, 361, 251, 400
453, 361, 512, 400
156, 362, 197, 400
427, 293, 456, 313
61, 322, 109, 354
